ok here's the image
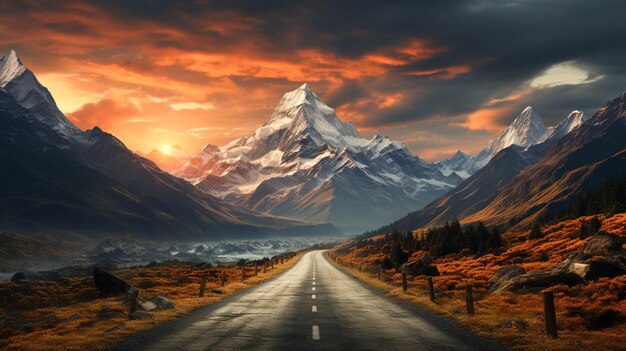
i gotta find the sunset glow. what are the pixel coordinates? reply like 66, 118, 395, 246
0, 1, 620, 161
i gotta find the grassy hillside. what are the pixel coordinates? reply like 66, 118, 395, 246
331, 213, 626, 351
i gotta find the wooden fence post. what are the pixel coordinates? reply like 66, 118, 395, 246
241, 265, 246, 281
264, 261, 267, 273
427, 277, 435, 302
128, 288, 139, 318
255, 263, 258, 276
465, 285, 474, 315
378, 265, 382, 280
199, 276, 206, 297
543, 291, 558, 338
220, 271, 226, 287
402, 272, 408, 292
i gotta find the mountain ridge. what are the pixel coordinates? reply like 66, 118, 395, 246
0, 50, 338, 240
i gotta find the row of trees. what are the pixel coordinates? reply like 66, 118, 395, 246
359, 220, 503, 268
541, 176, 626, 225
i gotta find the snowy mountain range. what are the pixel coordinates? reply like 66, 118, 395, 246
175, 84, 462, 233
0, 50, 336, 239
435, 106, 588, 178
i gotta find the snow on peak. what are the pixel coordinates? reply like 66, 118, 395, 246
0, 50, 26, 88
201, 144, 220, 154
483, 106, 547, 157
243, 83, 361, 151
545, 110, 587, 140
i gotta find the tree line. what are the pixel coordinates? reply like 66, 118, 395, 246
357, 219, 502, 268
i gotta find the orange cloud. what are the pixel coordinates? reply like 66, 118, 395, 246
453, 106, 514, 132
67, 98, 141, 131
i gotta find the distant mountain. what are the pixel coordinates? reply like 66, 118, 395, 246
146, 145, 190, 173
0, 50, 338, 240
436, 106, 589, 178
465, 91, 626, 227
176, 84, 461, 233
367, 91, 626, 235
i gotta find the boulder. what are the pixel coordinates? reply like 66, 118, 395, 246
489, 265, 526, 293
148, 296, 174, 311
10, 272, 27, 283
492, 269, 585, 294
400, 253, 440, 276
490, 236, 626, 294
139, 301, 157, 311
93, 268, 131, 296
583, 234, 624, 256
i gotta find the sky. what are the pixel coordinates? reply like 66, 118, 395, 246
1, 0, 625, 162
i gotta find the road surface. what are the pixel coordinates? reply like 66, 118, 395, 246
112, 250, 506, 351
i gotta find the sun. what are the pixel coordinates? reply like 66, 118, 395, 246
161, 144, 172, 155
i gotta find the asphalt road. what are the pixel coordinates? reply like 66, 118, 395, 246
112, 250, 507, 351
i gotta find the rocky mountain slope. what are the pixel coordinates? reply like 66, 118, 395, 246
176, 84, 461, 233
0, 50, 337, 240
368, 90, 626, 235
436, 107, 588, 178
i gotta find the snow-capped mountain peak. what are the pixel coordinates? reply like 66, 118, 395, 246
176, 83, 459, 232
0, 50, 26, 88
497, 106, 547, 149
437, 106, 588, 178
476, 106, 547, 163
0, 49, 79, 136
545, 110, 588, 140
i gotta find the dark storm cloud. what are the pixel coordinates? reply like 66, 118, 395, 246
2, 0, 625, 160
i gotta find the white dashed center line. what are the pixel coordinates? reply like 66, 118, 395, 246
312, 294, 316, 299
312, 325, 320, 340
312, 282, 316, 285
312, 305, 317, 312
312, 287, 316, 291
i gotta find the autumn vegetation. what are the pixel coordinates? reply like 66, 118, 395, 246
0, 252, 304, 351
330, 212, 626, 351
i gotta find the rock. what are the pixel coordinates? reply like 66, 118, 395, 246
489, 265, 526, 293
93, 268, 131, 296
583, 234, 624, 256
139, 301, 157, 311
21, 324, 35, 333
129, 311, 153, 320
145, 261, 158, 268
557, 251, 626, 280
491, 256, 586, 294
210, 289, 223, 295
400, 253, 440, 276
148, 296, 174, 311
10, 272, 27, 283
491, 240, 626, 294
